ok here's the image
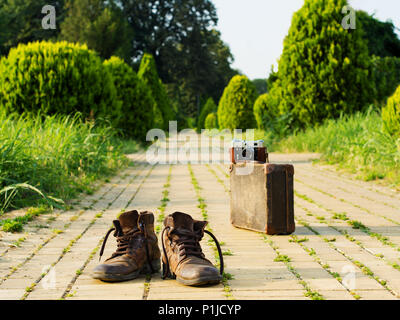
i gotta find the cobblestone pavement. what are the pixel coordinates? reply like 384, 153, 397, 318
1, 139, 400, 300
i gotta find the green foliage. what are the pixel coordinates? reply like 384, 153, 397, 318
382, 85, 400, 136
120, 0, 235, 117
217, 75, 257, 130
252, 79, 268, 96
60, 0, 132, 61
370, 56, 400, 104
254, 94, 269, 130
272, 0, 373, 128
357, 10, 400, 58
138, 53, 175, 131
104, 56, 154, 140
205, 113, 218, 130
198, 98, 217, 130
0, 41, 120, 123
275, 107, 400, 186
0, 110, 128, 211
0, 0, 67, 56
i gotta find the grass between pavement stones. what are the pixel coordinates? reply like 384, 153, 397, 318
61, 164, 155, 300
210, 163, 328, 300
19, 164, 152, 299
155, 165, 173, 234
290, 235, 361, 300
0, 161, 141, 261
142, 164, 173, 301
295, 190, 400, 272
0, 164, 141, 285
263, 235, 324, 300
294, 213, 398, 298
294, 189, 400, 253
295, 178, 400, 228
188, 164, 234, 300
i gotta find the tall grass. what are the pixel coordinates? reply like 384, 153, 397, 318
0, 110, 129, 213
273, 107, 400, 186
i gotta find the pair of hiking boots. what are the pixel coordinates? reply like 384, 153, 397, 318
92, 210, 224, 286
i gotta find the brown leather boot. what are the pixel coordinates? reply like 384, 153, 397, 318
161, 212, 224, 286
92, 210, 161, 282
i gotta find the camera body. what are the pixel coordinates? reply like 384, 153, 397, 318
230, 139, 268, 163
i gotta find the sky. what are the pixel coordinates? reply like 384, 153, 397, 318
212, 0, 400, 80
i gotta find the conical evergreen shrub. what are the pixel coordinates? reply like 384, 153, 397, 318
104, 57, 154, 140
205, 112, 218, 129
271, 0, 373, 128
217, 75, 257, 130
198, 98, 217, 130
138, 53, 175, 131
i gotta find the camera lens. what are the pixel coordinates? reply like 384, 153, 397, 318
241, 148, 254, 160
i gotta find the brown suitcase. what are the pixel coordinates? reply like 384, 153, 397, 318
230, 162, 295, 235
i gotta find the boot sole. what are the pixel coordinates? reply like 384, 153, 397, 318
92, 259, 161, 282
176, 274, 222, 287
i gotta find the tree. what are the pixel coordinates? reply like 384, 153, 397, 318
60, 0, 132, 61
357, 10, 400, 58
205, 113, 218, 130
0, 0, 67, 56
138, 53, 175, 131
104, 57, 154, 140
198, 98, 217, 130
254, 94, 268, 130
217, 75, 257, 130
271, 0, 373, 129
252, 79, 268, 96
118, 0, 236, 117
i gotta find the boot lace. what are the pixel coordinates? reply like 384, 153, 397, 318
161, 226, 224, 279
99, 221, 154, 273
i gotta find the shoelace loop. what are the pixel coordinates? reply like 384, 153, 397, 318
161, 226, 224, 279
99, 221, 154, 273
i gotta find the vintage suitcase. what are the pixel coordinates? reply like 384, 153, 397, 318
230, 162, 295, 235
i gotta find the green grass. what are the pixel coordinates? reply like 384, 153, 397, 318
270, 107, 400, 187
0, 111, 130, 214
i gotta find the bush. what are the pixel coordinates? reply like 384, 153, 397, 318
138, 53, 175, 130
104, 57, 154, 140
205, 112, 218, 129
254, 94, 268, 130
382, 85, 400, 136
0, 41, 120, 123
217, 75, 257, 130
198, 98, 217, 130
370, 56, 400, 104
272, 0, 373, 128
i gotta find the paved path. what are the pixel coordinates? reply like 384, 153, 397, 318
1, 139, 400, 300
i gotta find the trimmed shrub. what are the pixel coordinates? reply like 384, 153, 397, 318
0, 41, 120, 123
370, 56, 400, 104
217, 75, 257, 130
138, 53, 175, 130
382, 85, 400, 136
273, 0, 373, 128
198, 98, 217, 130
205, 112, 218, 129
104, 57, 154, 140
254, 94, 268, 130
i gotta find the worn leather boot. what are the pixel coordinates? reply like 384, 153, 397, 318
92, 210, 161, 282
161, 212, 224, 286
